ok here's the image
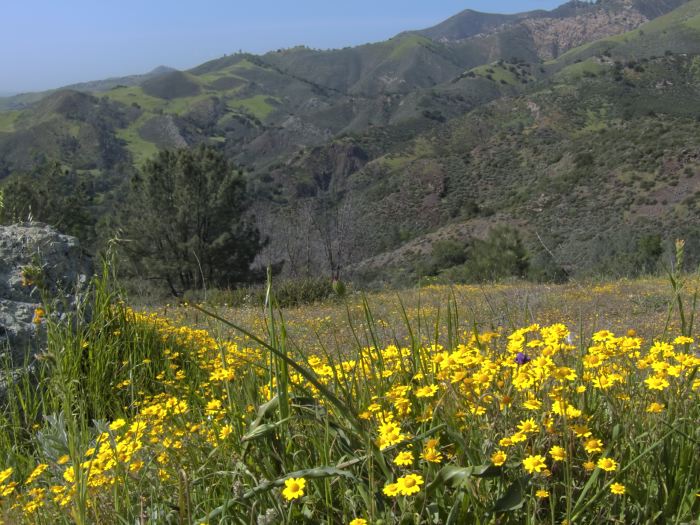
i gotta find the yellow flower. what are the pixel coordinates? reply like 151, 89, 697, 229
596, 457, 618, 472
421, 447, 443, 464
583, 438, 603, 454
383, 482, 400, 497
610, 482, 626, 495
32, 307, 45, 324
282, 477, 306, 501
535, 489, 550, 498
0, 467, 13, 484
499, 437, 513, 448
583, 460, 596, 471
25, 464, 48, 485
218, 424, 233, 440
522, 398, 542, 410
510, 432, 527, 444
109, 419, 127, 431
644, 376, 669, 391
349, 519, 368, 525
396, 473, 424, 496
415, 385, 439, 398
673, 336, 693, 345
522, 455, 547, 474
517, 418, 539, 434
646, 402, 665, 413
549, 446, 567, 462
393, 451, 414, 466
63, 466, 75, 484
491, 450, 507, 467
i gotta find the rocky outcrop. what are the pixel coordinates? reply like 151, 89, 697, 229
0, 223, 92, 364
522, 8, 648, 60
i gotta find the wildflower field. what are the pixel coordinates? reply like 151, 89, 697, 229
0, 264, 698, 524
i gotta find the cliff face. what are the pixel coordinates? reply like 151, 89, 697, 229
522, 7, 648, 59
420, 0, 689, 61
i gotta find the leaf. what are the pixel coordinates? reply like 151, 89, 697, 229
196, 466, 358, 523
427, 463, 497, 494
493, 475, 529, 513
241, 417, 290, 442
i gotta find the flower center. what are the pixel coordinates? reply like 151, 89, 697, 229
404, 478, 415, 488
290, 483, 300, 492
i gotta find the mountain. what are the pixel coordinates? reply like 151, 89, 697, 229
0, 66, 176, 111
0, 0, 699, 283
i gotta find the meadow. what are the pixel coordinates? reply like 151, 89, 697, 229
0, 254, 698, 524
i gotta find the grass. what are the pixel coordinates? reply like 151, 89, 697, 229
554, 60, 609, 82
115, 115, 159, 166
101, 87, 165, 113
227, 95, 279, 120
387, 34, 432, 60
0, 251, 698, 524
0, 111, 20, 133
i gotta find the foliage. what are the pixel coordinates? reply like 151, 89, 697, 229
447, 226, 530, 282
0, 266, 697, 523
0, 161, 95, 243
119, 145, 264, 293
187, 277, 340, 308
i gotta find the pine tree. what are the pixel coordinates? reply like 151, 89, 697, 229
121, 145, 263, 293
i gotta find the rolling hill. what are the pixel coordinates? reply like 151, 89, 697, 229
1, 0, 699, 284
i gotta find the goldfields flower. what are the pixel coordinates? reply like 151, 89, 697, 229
218, 424, 233, 440
415, 385, 439, 398
421, 447, 443, 463
549, 446, 567, 461
32, 307, 45, 325
109, 419, 126, 431
644, 376, 670, 391
646, 402, 665, 413
596, 457, 618, 472
610, 482, 626, 495
583, 460, 596, 471
491, 450, 507, 466
571, 424, 592, 438
522, 455, 547, 474
25, 464, 48, 485
349, 519, 368, 525
510, 432, 527, 444
583, 438, 603, 454
522, 397, 542, 410
535, 489, 550, 498
383, 482, 400, 497
393, 451, 414, 466
517, 418, 539, 434
0, 467, 13, 484
396, 473, 424, 495
282, 477, 306, 501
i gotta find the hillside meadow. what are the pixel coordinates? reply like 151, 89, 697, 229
0, 261, 698, 524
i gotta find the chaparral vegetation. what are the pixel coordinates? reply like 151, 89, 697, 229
0, 244, 697, 524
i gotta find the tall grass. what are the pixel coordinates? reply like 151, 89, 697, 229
0, 259, 697, 523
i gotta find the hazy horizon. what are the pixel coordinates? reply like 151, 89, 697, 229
1, 0, 565, 94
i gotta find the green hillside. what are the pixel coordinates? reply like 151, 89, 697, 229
1, 0, 700, 285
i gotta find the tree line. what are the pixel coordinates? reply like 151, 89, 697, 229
0, 146, 264, 295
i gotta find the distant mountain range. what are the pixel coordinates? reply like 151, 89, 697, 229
1, 0, 700, 283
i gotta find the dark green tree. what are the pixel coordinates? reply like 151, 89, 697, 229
461, 225, 529, 282
121, 145, 263, 292
0, 162, 95, 243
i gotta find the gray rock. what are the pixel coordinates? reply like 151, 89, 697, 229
0, 222, 92, 364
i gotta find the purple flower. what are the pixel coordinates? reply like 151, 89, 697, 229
515, 352, 531, 365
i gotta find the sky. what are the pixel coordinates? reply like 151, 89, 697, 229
1, 0, 565, 94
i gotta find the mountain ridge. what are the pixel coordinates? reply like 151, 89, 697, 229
1, 0, 700, 283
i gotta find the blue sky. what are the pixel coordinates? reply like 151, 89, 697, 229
1, 0, 565, 93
